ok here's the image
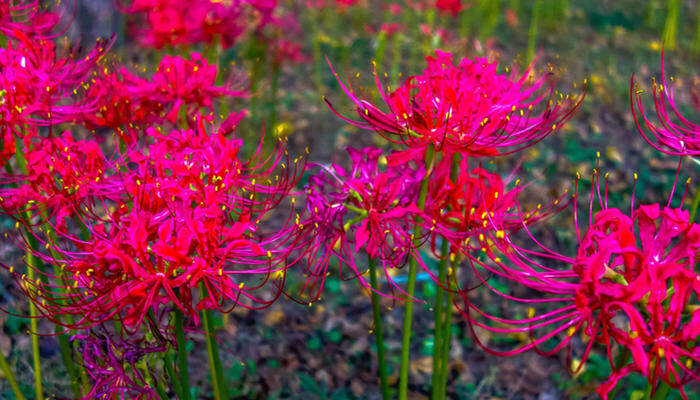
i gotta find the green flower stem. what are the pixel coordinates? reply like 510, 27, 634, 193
154, 376, 169, 400
433, 153, 459, 399
163, 351, 183, 399
438, 256, 457, 399
200, 283, 228, 400
663, 0, 681, 51
694, 2, 700, 54
651, 381, 672, 400
368, 257, 390, 400
688, 179, 700, 223
56, 329, 82, 396
430, 239, 449, 399
12, 136, 42, 400
398, 145, 435, 400
375, 30, 388, 68
11, 137, 88, 397
0, 343, 26, 400
527, 0, 543, 64
174, 307, 191, 400
26, 250, 43, 400
390, 32, 401, 85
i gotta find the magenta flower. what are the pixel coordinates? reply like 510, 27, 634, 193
424, 156, 566, 252
7, 114, 303, 330
121, 0, 246, 49
632, 57, 700, 156
327, 50, 584, 163
73, 330, 166, 400
0, 0, 60, 38
0, 131, 113, 231
291, 147, 454, 301
151, 52, 247, 124
434, 0, 464, 16
0, 22, 110, 164
460, 172, 700, 399
80, 65, 164, 140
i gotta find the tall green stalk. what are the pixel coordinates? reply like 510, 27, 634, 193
398, 145, 435, 400
368, 257, 390, 400
0, 348, 25, 400
200, 284, 228, 400
163, 351, 183, 399
688, 180, 700, 223
693, 2, 700, 54
431, 153, 459, 399
12, 136, 87, 397
26, 251, 43, 400
437, 255, 457, 398
12, 136, 42, 400
527, 0, 543, 64
663, 0, 681, 51
174, 308, 191, 400
651, 381, 672, 400
430, 240, 449, 399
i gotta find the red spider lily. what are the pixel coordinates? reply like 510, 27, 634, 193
424, 155, 568, 257
73, 330, 166, 400
632, 56, 700, 156
120, 0, 246, 49
80, 65, 164, 141
434, 0, 464, 16
0, 25, 110, 165
290, 147, 457, 301
0, 131, 115, 231
81, 53, 246, 141
5, 114, 304, 330
121, 0, 288, 49
459, 170, 700, 399
0, 0, 62, 38
326, 50, 584, 164
151, 52, 247, 124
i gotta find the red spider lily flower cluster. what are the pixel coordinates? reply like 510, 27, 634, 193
0, 131, 111, 231
121, 0, 296, 50
434, 0, 465, 16
4, 115, 303, 330
0, 0, 61, 37
121, 0, 246, 49
291, 146, 450, 300
423, 156, 567, 254
461, 172, 700, 399
72, 330, 166, 400
632, 57, 700, 157
82, 52, 246, 141
0, 8, 110, 165
327, 50, 584, 164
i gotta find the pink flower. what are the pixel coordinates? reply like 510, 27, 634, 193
460, 171, 700, 398
291, 147, 454, 301
151, 52, 247, 123
8, 114, 303, 330
435, 0, 464, 16
327, 50, 584, 163
632, 57, 700, 156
